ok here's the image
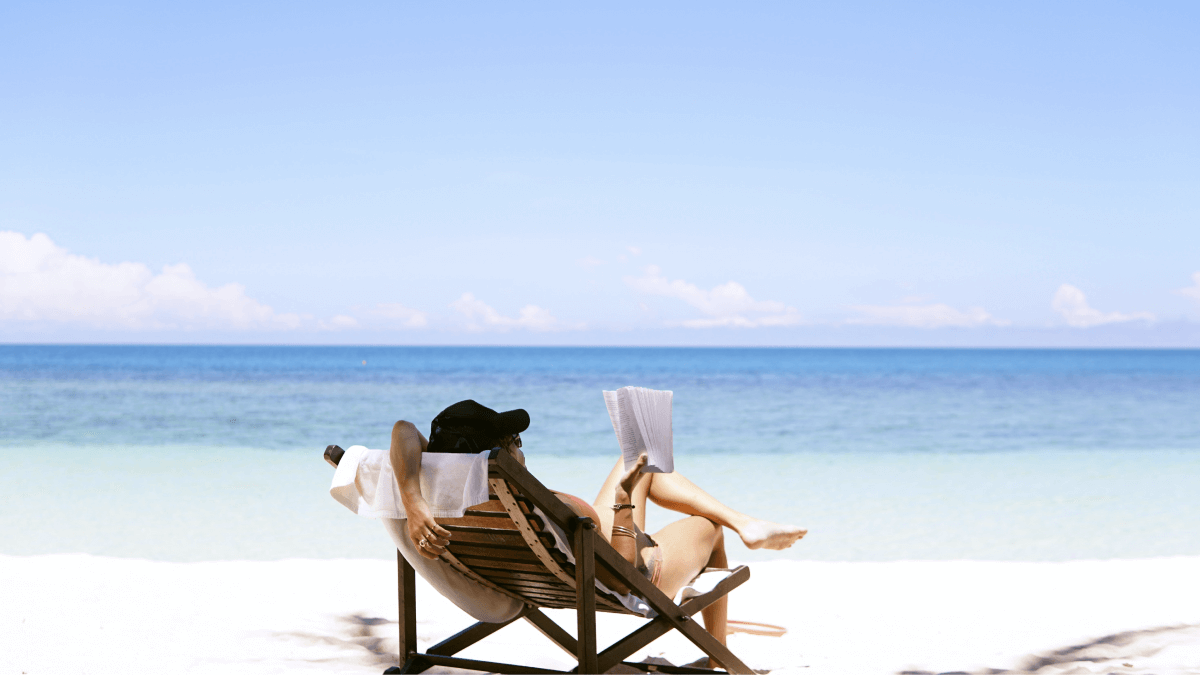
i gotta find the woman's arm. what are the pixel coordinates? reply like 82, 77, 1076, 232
390, 420, 451, 560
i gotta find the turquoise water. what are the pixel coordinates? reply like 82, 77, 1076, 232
2, 346, 1199, 562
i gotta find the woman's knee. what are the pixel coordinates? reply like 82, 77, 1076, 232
709, 518, 725, 549
690, 515, 723, 550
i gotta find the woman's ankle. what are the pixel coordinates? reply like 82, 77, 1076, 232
726, 512, 753, 536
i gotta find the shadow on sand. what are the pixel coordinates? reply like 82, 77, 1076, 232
275, 614, 398, 668
901, 623, 1200, 675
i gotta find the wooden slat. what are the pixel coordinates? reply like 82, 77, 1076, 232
476, 569, 565, 584
438, 528, 553, 548
501, 590, 576, 605
445, 539, 538, 555
494, 583, 626, 612
491, 578, 573, 594
494, 587, 578, 603
449, 542, 572, 567
439, 515, 519, 530
492, 583, 576, 598
452, 510, 545, 532
493, 587, 625, 613
527, 600, 575, 610
440, 523, 521, 536
454, 557, 561, 575
446, 543, 543, 562
460, 509, 517, 519
475, 497, 507, 510
439, 550, 528, 604
490, 478, 577, 589
509, 593, 620, 614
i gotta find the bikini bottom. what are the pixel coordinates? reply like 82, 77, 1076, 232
643, 544, 664, 588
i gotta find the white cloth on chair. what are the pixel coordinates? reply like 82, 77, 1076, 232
329, 445, 490, 519
329, 445, 523, 622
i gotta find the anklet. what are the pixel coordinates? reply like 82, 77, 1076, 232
611, 503, 635, 512
611, 525, 636, 539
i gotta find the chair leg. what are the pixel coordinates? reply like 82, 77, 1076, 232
428, 611, 526, 656
524, 607, 578, 656
384, 654, 430, 674
574, 519, 599, 674
397, 551, 417, 667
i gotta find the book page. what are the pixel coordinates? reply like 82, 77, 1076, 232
604, 386, 674, 473
627, 387, 673, 473
604, 388, 645, 469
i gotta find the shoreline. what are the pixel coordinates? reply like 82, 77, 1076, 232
5, 554, 1198, 674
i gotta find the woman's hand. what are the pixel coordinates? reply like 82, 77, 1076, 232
405, 499, 452, 560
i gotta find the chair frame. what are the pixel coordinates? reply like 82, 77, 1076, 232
326, 445, 754, 674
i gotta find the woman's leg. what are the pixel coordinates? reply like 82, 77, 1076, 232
649, 467, 807, 551
594, 458, 806, 550
653, 516, 729, 667
592, 458, 651, 540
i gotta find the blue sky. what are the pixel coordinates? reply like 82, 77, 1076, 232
2, 1, 1198, 345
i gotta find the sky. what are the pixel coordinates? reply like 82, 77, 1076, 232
2, 1, 1199, 346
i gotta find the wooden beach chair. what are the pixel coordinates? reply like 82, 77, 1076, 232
323, 444, 755, 674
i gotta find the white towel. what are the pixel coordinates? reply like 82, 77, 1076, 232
677, 568, 732, 603
329, 446, 491, 519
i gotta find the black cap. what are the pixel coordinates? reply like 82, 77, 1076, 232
427, 400, 530, 454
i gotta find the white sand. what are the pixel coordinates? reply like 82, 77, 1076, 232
3, 554, 1199, 675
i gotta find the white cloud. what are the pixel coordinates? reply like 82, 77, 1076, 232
450, 292, 575, 332
848, 303, 1005, 328
318, 315, 360, 331
626, 265, 802, 328
371, 302, 428, 328
627, 246, 642, 256
0, 231, 302, 330
1052, 284, 1154, 327
1178, 272, 1200, 302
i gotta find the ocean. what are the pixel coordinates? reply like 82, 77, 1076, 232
2, 345, 1198, 563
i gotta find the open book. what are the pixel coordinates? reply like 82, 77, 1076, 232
602, 386, 674, 474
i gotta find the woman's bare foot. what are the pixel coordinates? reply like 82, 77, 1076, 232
617, 453, 649, 498
735, 518, 807, 551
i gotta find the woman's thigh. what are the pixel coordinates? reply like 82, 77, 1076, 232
652, 516, 721, 599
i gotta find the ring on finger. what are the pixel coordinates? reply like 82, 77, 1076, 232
419, 538, 428, 548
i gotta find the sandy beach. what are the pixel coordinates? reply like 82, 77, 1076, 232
4, 554, 1198, 675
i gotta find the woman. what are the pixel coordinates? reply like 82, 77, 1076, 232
390, 406, 806, 662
